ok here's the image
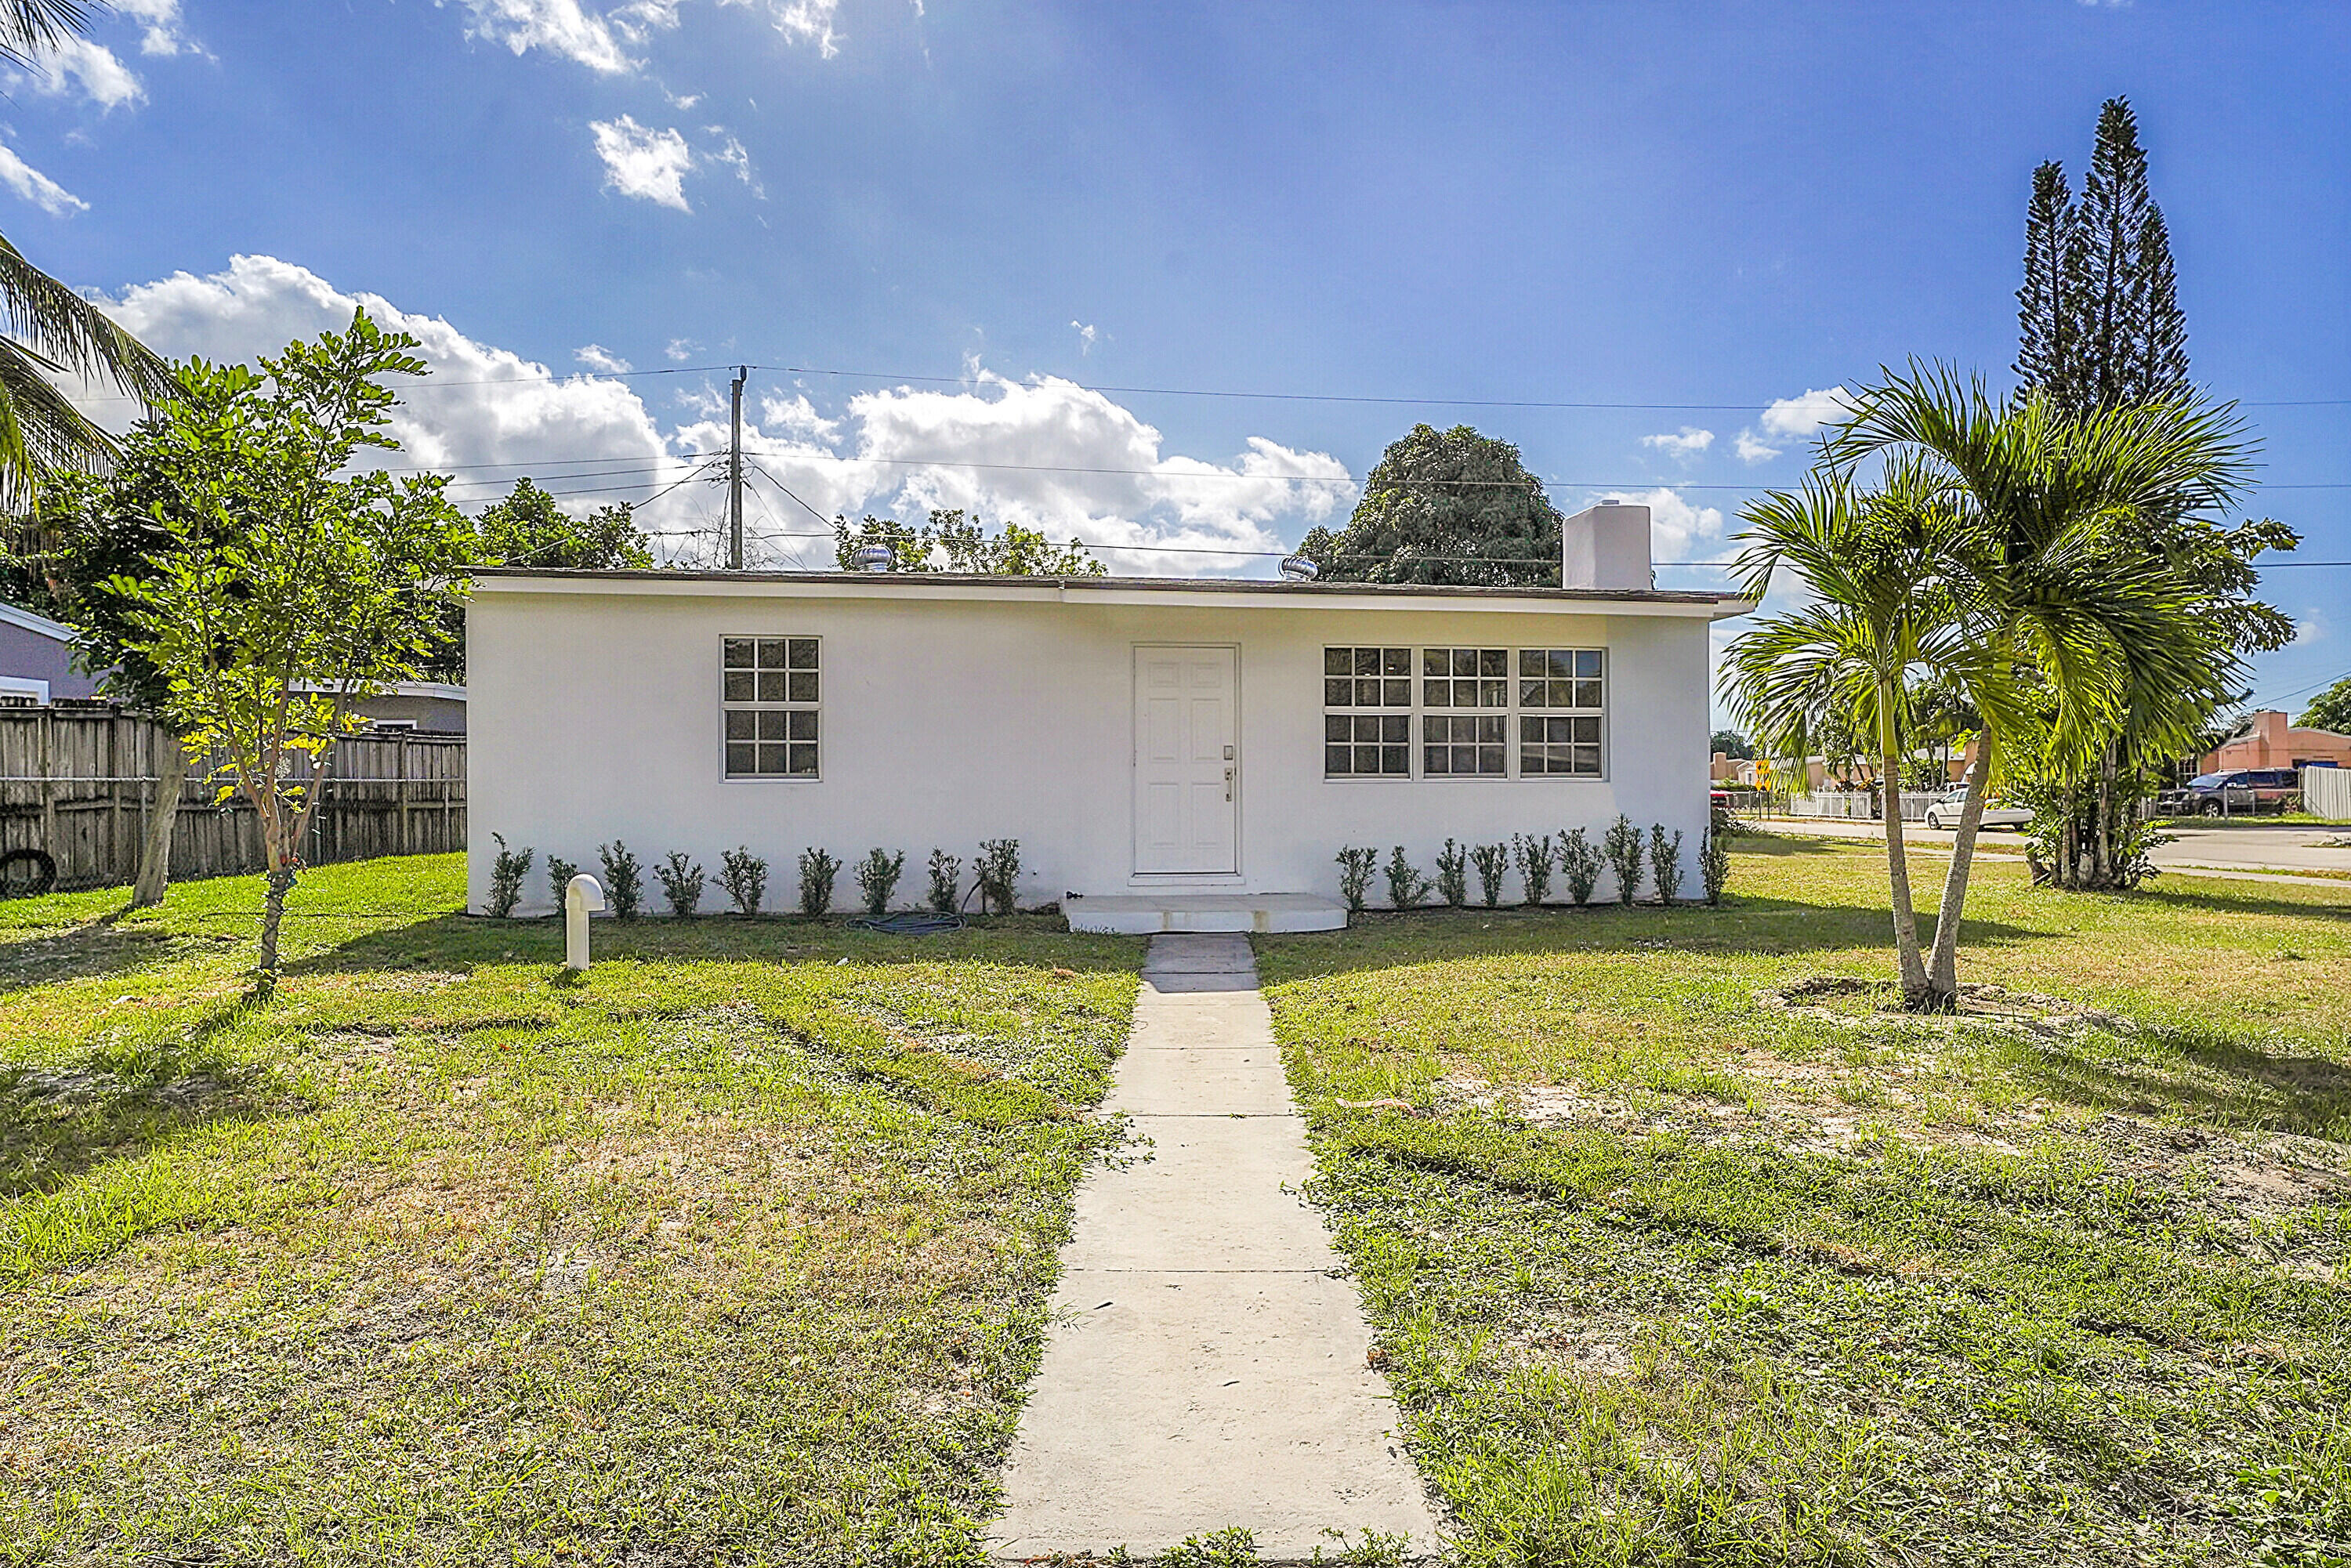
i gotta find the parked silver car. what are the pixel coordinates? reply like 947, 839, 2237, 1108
1922, 788, 2033, 831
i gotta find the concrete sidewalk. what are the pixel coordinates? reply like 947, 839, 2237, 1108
991, 933, 1439, 1563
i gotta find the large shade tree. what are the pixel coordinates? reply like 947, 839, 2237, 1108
1296, 424, 1564, 586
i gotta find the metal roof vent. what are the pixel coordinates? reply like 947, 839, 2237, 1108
1278, 554, 1320, 582
851, 542, 896, 573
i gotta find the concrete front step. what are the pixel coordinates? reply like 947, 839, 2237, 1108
1063, 891, 1347, 935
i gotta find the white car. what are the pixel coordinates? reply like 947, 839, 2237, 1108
1922, 789, 2032, 831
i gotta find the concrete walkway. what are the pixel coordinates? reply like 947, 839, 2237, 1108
992, 933, 1439, 1563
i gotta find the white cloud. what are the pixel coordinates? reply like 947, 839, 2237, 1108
24, 36, 144, 110
1758, 386, 1857, 440
461, 0, 645, 73
706, 129, 760, 195
590, 116, 694, 210
88, 253, 686, 524
1639, 426, 1712, 461
1733, 429, 1780, 464
574, 343, 632, 373
76, 257, 1355, 575
1611, 486, 1730, 564
744, 0, 842, 58
666, 337, 699, 361
114, 0, 194, 56
2292, 610, 2325, 646
0, 143, 86, 215
1071, 320, 1097, 353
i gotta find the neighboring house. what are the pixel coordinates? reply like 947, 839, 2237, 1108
2201, 710, 2351, 773
467, 503, 1753, 931
295, 682, 469, 734
0, 599, 99, 704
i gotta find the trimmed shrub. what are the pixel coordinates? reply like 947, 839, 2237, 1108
1649, 825, 1684, 904
598, 841, 643, 919
798, 847, 840, 918
927, 849, 962, 915
487, 833, 532, 918
1512, 832, 1556, 906
1383, 846, 1431, 910
1436, 838, 1468, 907
1559, 827, 1601, 906
656, 851, 705, 918
719, 847, 768, 916
856, 849, 907, 918
976, 838, 1022, 915
546, 856, 578, 912
1471, 842, 1509, 907
1603, 815, 1644, 906
1335, 847, 1378, 917
1701, 827, 1732, 906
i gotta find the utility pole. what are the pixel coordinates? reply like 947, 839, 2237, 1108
727, 365, 747, 570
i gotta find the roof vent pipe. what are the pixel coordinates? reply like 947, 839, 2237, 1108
851, 543, 896, 573
1278, 554, 1320, 582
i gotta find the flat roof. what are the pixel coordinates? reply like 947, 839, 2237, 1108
470, 567, 1753, 619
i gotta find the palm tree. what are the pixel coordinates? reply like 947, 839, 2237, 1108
0, 1, 169, 506
1722, 464, 2006, 1005
1827, 365, 2254, 1001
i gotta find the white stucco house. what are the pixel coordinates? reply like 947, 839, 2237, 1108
466, 502, 1751, 932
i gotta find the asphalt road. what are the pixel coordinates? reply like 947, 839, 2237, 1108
1763, 815, 2351, 877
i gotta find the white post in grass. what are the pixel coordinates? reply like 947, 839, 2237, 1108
564, 874, 605, 970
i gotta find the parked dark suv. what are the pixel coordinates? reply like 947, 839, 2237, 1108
2157, 769, 2302, 817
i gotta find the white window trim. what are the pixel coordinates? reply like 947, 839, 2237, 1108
1322, 643, 1610, 782
721, 634, 824, 782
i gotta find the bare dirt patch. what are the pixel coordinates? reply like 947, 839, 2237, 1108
1757, 975, 2136, 1041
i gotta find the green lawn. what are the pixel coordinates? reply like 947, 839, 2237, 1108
1258, 836, 2351, 1568
0, 855, 1141, 1566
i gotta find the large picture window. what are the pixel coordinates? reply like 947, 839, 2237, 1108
1324, 643, 1607, 780
723, 636, 820, 778
1324, 646, 1411, 777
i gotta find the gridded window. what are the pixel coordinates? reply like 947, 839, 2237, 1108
1519, 648, 1604, 775
723, 636, 820, 777
1424, 714, 1507, 776
1522, 715, 1603, 776
1324, 647, 1411, 776
1422, 647, 1509, 709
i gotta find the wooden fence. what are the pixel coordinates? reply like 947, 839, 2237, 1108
0, 704, 465, 892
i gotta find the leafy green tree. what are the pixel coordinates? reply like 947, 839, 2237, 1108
107, 312, 471, 983
2298, 676, 2351, 736
1296, 424, 1563, 586
1708, 728, 1754, 760
2011, 97, 2296, 883
424, 478, 651, 678
831, 508, 1105, 575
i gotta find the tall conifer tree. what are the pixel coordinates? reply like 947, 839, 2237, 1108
2015, 161, 2078, 406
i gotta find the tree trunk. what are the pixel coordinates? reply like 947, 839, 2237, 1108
1926, 728, 1997, 1003
129, 737, 190, 909
255, 863, 296, 987
1877, 687, 1931, 1005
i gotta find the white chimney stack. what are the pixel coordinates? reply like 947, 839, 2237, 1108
1560, 501, 1653, 590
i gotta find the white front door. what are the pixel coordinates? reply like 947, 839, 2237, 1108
1132, 645, 1238, 875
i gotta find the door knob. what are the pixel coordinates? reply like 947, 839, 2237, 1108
1225, 766, 1234, 801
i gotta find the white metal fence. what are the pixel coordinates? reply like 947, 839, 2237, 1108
1784, 791, 1948, 822
2305, 766, 2351, 822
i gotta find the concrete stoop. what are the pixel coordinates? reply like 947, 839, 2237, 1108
991, 933, 1440, 1563
1061, 893, 1348, 936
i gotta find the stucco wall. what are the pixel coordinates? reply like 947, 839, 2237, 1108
467, 584, 1719, 915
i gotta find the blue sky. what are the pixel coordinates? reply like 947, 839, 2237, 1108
8, 0, 2348, 717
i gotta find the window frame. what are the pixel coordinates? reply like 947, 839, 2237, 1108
1321, 645, 1415, 780
721, 635, 823, 781
1320, 642, 1610, 782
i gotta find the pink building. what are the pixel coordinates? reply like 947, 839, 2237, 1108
2201, 710, 2351, 773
